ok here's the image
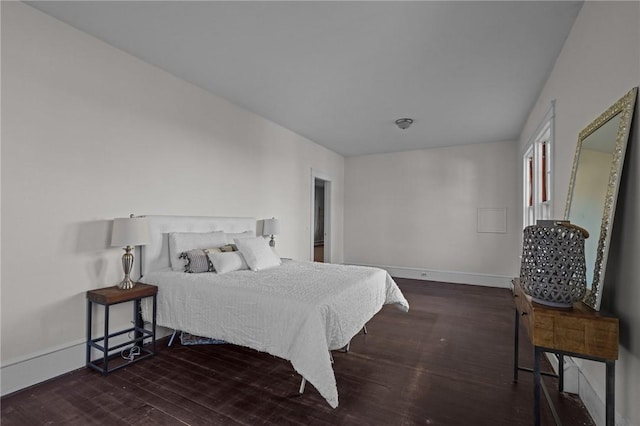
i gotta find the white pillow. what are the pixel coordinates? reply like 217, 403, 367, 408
224, 230, 255, 244
209, 251, 249, 274
168, 231, 227, 271
234, 237, 281, 271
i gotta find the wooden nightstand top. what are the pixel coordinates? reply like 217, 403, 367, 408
87, 283, 157, 305
513, 278, 618, 360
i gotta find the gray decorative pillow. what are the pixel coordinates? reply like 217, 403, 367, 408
179, 249, 214, 273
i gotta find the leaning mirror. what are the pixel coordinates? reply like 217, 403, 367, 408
565, 87, 637, 310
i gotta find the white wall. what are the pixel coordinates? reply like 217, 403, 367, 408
518, 2, 640, 425
0, 2, 344, 394
344, 141, 520, 285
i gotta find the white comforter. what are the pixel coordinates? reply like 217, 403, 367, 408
140, 260, 409, 408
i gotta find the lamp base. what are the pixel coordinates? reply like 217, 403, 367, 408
117, 277, 137, 290
118, 247, 136, 290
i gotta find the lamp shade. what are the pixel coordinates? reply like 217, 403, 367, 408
263, 218, 281, 236
111, 216, 151, 247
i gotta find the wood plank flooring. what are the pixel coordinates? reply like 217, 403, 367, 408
1, 279, 594, 425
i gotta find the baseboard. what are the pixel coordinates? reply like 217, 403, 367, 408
545, 353, 580, 394
576, 361, 628, 426
350, 263, 513, 288
1, 327, 172, 397
1, 339, 86, 397
579, 368, 607, 426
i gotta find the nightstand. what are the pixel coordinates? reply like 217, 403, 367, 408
86, 283, 157, 375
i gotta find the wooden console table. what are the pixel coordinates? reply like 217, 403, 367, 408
86, 283, 157, 375
512, 278, 618, 426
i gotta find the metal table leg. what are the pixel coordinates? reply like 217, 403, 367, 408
606, 360, 615, 426
514, 308, 520, 383
134, 298, 142, 342
103, 304, 110, 375
534, 346, 542, 426
152, 294, 157, 354
86, 300, 92, 367
558, 354, 564, 392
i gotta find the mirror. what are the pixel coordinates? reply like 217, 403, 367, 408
565, 87, 637, 310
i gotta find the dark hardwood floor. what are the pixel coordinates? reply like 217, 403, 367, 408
1, 279, 594, 425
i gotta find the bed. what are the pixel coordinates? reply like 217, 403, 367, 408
138, 215, 409, 408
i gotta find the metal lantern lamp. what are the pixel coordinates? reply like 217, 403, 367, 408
111, 215, 150, 290
519, 220, 589, 308
262, 218, 281, 248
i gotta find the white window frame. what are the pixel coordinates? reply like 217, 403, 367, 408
523, 145, 535, 227
522, 101, 555, 228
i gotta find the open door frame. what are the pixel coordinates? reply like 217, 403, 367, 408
310, 169, 332, 263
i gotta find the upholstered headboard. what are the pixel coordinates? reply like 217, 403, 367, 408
140, 215, 256, 276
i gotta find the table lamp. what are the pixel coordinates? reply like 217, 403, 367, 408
111, 215, 150, 289
262, 218, 281, 248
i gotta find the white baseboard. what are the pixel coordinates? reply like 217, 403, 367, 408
580, 368, 607, 426
546, 353, 631, 425
575, 361, 628, 426
545, 353, 580, 394
350, 263, 513, 288
1, 339, 86, 397
1, 327, 172, 397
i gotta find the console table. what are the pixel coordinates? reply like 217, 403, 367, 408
86, 283, 157, 374
512, 278, 619, 426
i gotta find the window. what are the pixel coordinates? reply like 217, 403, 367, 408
524, 146, 535, 227
523, 103, 554, 228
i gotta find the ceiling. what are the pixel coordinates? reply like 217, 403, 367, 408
26, 1, 583, 157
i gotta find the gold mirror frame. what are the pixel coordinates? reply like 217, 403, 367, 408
564, 87, 637, 310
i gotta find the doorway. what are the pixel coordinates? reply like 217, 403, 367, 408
311, 170, 331, 263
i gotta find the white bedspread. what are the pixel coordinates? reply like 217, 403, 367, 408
140, 260, 409, 408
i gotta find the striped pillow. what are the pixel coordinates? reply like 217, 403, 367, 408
179, 249, 215, 273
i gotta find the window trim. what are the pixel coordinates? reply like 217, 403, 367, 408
522, 101, 555, 228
